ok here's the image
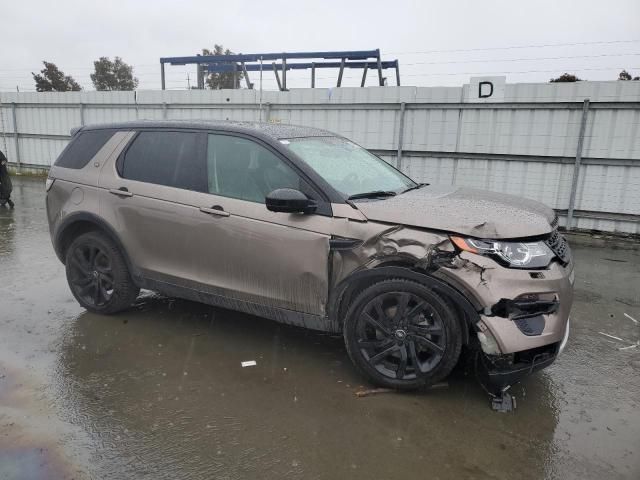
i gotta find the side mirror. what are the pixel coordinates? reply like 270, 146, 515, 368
266, 188, 317, 214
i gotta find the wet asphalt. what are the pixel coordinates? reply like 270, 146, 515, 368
0, 177, 639, 480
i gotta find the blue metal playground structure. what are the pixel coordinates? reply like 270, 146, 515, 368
159, 49, 400, 90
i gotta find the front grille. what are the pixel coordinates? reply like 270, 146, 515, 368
545, 228, 570, 265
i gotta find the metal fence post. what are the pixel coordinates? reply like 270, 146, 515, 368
79, 103, 85, 126
264, 103, 272, 123
566, 98, 590, 230
396, 102, 406, 169
282, 58, 287, 91
0, 98, 8, 156
451, 87, 465, 186
162, 102, 168, 119
11, 102, 21, 165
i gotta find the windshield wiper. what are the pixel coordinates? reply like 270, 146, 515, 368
347, 190, 397, 200
401, 182, 429, 194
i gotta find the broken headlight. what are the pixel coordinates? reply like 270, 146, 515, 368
450, 236, 554, 269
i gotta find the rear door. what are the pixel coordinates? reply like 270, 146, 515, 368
98, 129, 208, 284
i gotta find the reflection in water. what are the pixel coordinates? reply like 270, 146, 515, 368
0, 204, 16, 257
55, 295, 560, 480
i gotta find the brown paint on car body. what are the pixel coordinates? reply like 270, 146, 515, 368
354, 184, 556, 239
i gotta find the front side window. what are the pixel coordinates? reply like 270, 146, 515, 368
121, 131, 206, 192
207, 134, 300, 203
283, 136, 416, 197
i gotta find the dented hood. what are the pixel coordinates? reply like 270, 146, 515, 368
354, 185, 555, 239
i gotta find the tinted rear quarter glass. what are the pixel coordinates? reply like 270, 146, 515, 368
120, 131, 206, 192
55, 129, 115, 169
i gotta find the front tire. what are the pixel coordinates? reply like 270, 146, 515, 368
65, 231, 139, 314
343, 279, 462, 390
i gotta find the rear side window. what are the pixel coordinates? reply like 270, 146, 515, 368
120, 131, 206, 192
55, 129, 115, 169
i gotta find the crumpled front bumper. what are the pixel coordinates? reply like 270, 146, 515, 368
477, 318, 570, 392
438, 249, 574, 391
441, 251, 574, 354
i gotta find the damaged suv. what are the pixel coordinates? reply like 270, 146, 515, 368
46, 121, 573, 393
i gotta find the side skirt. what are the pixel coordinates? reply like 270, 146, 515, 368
139, 276, 338, 333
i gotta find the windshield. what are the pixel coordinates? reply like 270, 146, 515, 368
283, 136, 416, 198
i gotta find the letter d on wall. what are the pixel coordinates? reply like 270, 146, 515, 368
478, 81, 493, 98
467, 76, 506, 103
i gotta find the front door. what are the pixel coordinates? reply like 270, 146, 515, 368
191, 132, 333, 316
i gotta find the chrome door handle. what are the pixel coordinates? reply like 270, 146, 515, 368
200, 206, 230, 217
109, 188, 133, 197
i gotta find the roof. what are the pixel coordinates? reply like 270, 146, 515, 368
79, 120, 336, 140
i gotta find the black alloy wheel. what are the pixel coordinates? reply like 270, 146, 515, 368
356, 291, 446, 380
344, 279, 462, 390
65, 231, 139, 314
68, 243, 115, 308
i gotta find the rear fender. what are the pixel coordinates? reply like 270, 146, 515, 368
52, 211, 140, 281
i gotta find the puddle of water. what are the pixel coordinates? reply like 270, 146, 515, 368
0, 448, 66, 480
49, 296, 564, 479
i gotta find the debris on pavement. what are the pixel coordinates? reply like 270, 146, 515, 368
355, 382, 448, 398
491, 392, 516, 412
624, 313, 639, 325
598, 332, 627, 342
430, 381, 449, 389
598, 329, 640, 350
241, 360, 257, 367
355, 388, 393, 397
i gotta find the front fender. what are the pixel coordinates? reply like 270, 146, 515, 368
327, 265, 480, 342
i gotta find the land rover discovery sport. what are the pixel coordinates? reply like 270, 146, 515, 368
46, 120, 573, 392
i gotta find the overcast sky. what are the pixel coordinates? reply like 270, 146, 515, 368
1, 0, 638, 91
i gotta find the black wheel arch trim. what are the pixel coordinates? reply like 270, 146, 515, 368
328, 266, 480, 343
53, 211, 139, 281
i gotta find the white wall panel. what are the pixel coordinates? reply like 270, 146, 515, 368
18, 137, 68, 166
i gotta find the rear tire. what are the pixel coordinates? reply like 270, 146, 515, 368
343, 278, 462, 390
65, 231, 139, 314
